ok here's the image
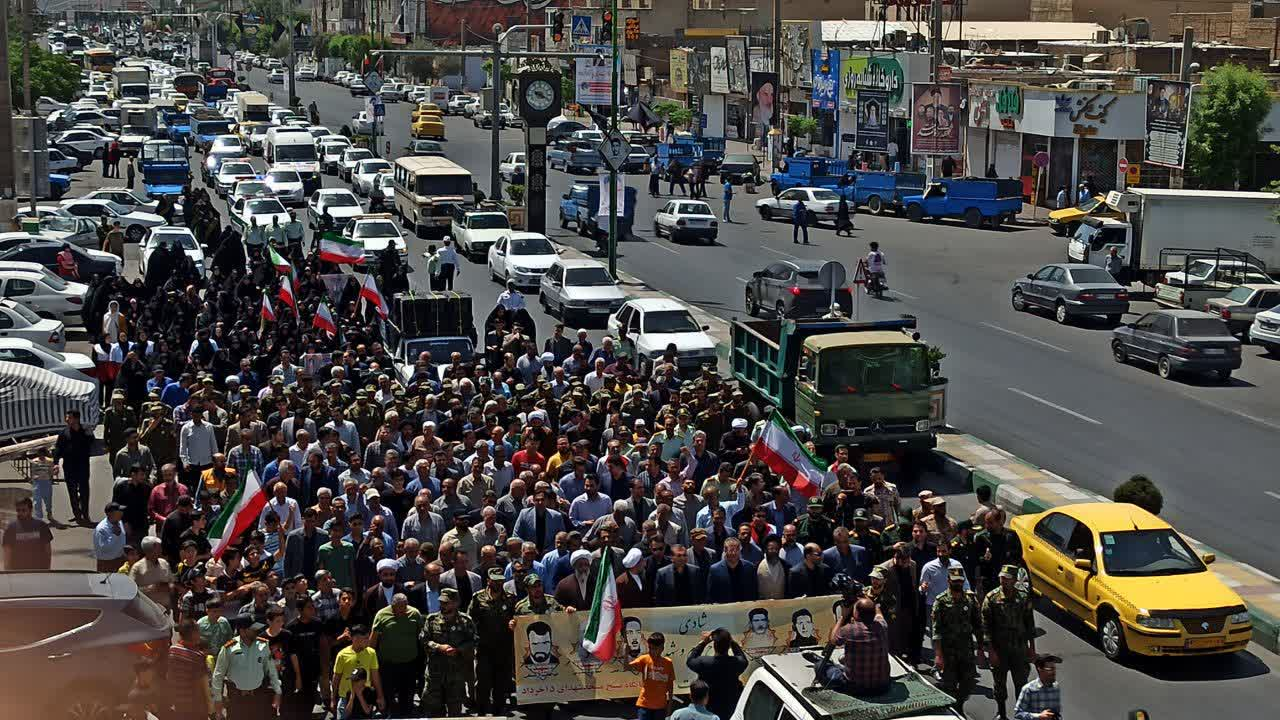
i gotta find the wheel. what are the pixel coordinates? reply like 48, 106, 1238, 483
906, 204, 924, 222
1054, 301, 1070, 324
1157, 355, 1174, 379
53, 682, 122, 720
653, 221, 661, 237
1112, 341, 1128, 364
539, 292, 549, 310
775, 301, 787, 318
488, 263, 498, 282
1098, 611, 1128, 661
759, 206, 772, 221
745, 289, 759, 316
126, 224, 145, 242
1215, 368, 1233, 383
93, 147, 103, 159
867, 195, 884, 215
559, 211, 568, 229
964, 207, 983, 228
1011, 289, 1027, 312
991, 213, 1006, 228
1263, 343, 1280, 357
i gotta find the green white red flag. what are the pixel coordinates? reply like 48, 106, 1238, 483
753, 410, 828, 498
260, 293, 275, 322
208, 470, 267, 559
312, 301, 337, 335
278, 275, 295, 309
319, 230, 365, 265
359, 274, 389, 319
580, 550, 621, 662
268, 244, 292, 274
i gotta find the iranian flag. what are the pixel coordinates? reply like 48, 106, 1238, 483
753, 410, 829, 498
313, 301, 337, 336
278, 275, 296, 309
359, 274, 389, 319
260, 293, 276, 322
268, 245, 292, 274
208, 470, 267, 559
319, 231, 365, 265
580, 551, 622, 662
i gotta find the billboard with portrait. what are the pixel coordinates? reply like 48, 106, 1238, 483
710, 46, 729, 94
910, 83, 962, 155
750, 71, 778, 133
670, 49, 689, 93
855, 89, 890, 152
1145, 79, 1192, 168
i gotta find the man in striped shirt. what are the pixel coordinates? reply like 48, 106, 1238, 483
166, 619, 213, 720
1014, 653, 1063, 720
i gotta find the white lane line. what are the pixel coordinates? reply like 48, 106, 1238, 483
980, 322, 1070, 353
1229, 410, 1280, 433
1265, 491, 1280, 502
649, 241, 680, 255
888, 289, 919, 300
1007, 387, 1103, 425
763, 246, 802, 260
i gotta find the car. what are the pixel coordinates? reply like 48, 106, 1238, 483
339, 148, 374, 181
319, 140, 351, 174
487, 232, 560, 287
230, 196, 291, 241
0, 263, 88, 319
498, 152, 526, 182
263, 168, 306, 205
410, 102, 443, 123
0, 241, 121, 279
307, 188, 364, 229
539, 258, 626, 325
352, 158, 393, 196
446, 94, 474, 114
461, 97, 482, 117
546, 118, 588, 143
1111, 308, 1242, 382
213, 159, 258, 196
756, 187, 841, 224
369, 171, 395, 212
1048, 194, 1123, 237
141, 226, 205, 278
0, 572, 172, 720
28, 215, 100, 249
380, 82, 405, 101
607, 298, 717, 371
296, 65, 316, 81
1010, 502, 1252, 660
451, 208, 510, 259
344, 214, 406, 264
653, 199, 718, 244
621, 149, 651, 174
1011, 263, 1130, 325
351, 111, 375, 136
0, 298, 66, 350
78, 187, 160, 213
348, 75, 370, 96
410, 113, 444, 140
116, 124, 153, 156
744, 259, 854, 318
57, 198, 165, 242
268, 68, 284, 84
406, 139, 445, 157
1202, 283, 1280, 337
37, 95, 69, 115
203, 139, 247, 182
472, 109, 496, 128
52, 128, 114, 158
1249, 302, 1280, 354
47, 148, 81, 172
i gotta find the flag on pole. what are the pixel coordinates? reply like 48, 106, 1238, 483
360, 274, 389, 319
278, 275, 296, 309
580, 551, 622, 662
752, 410, 829, 498
313, 302, 337, 336
319, 231, 366, 265
208, 470, 268, 559
261, 293, 276, 322
268, 245, 292, 274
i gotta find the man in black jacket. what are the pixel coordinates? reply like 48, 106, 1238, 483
788, 543, 834, 598
654, 544, 705, 606
686, 629, 750, 720
284, 508, 325, 579
55, 410, 95, 525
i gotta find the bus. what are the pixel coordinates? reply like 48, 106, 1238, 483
173, 73, 203, 100
84, 48, 117, 73
392, 156, 473, 238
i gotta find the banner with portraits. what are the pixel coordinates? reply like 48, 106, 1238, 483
1144, 79, 1192, 168
726, 36, 748, 95
513, 595, 841, 704
910, 83, 962, 155
670, 49, 689, 93
750, 71, 778, 135
855, 89, 890, 152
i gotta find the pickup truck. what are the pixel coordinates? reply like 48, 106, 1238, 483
730, 315, 938, 456
903, 177, 1022, 229
770, 156, 848, 195
850, 170, 927, 215
558, 182, 637, 242
1153, 251, 1275, 309
387, 292, 479, 385
548, 137, 604, 174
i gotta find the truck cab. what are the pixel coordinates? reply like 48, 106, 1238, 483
559, 182, 637, 241
769, 156, 849, 196
1067, 216, 1132, 267
904, 177, 1022, 228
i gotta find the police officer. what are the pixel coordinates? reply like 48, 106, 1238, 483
469, 567, 518, 715
211, 615, 281, 719
422, 587, 477, 716
982, 564, 1036, 720
931, 566, 984, 713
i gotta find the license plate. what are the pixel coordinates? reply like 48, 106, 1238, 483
1262, 322, 1278, 331
1203, 348, 1226, 355
1095, 293, 1112, 299
862, 452, 894, 462
589, 308, 610, 314
1186, 636, 1224, 649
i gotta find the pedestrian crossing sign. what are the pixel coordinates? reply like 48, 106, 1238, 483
572, 15, 592, 38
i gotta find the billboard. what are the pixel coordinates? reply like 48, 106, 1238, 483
751, 71, 778, 132
710, 46, 729, 94
670, 49, 689, 93
910, 83, 962, 155
1144, 79, 1192, 169
726, 36, 748, 95
575, 44, 615, 105
855, 89, 890, 152
811, 49, 839, 111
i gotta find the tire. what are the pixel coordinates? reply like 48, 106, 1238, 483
1098, 611, 1128, 661
1054, 301, 1070, 324
867, 195, 885, 215
1011, 289, 1027, 312
991, 213, 1006, 228
964, 207, 983, 228
653, 221, 661, 237
1263, 343, 1280, 357
906, 204, 924, 222
54, 682, 122, 720
1157, 355, 1174, 379
126, 224, 145, 243
1112, 341, 1128, 364
759, 206, 772, 221
775, 301, 787, 318
488, 263, 498, 282
559, 211, 568, 229
1216, 368, 1233, 383
745, 289, 759, 317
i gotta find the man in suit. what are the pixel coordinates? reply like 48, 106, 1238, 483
363, 558, 405, 615
822, 526, 872, 582
688, 527, 719, 570
512, 488, 568, 554
654, 543, 706, 606
679, 430, 719, 485
283, 507, 325, 579
788, 542, 833, 598
874, 541, 919, 658
554, 549, 593, 610
439, 547, 483, 611
616, 548, 652, 608
621, 478, 656, 530
706, 537, 759, 603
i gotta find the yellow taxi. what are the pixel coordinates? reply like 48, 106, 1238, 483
411, 114, 445, 140
1048, 195, 1122, 236
410, 103, 443, 123
1010, 502, 1251, 660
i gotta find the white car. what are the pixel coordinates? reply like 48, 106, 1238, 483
487, 232, 560, 288
351, 111, 375, 136
30, 215, 99, 249
446, 95, 473, 115
319, 141, 350, 174
345, 215, 406, 263
339, 148, 374, 182
352, 158, 393, 196
1249, 304, 1280, 353
63, 108, 115, 129
52, 129, 114, 158
1164, 259, 1273, 286
208, 134, 246, 157
214, 160, 259, 196
653, 199, 719, 244
46, 148, 81, 172
0, 299, 65, 351
38, 95, 69, 115
230, 196, 291, 241
227, 179, 273, 210
0, 338, 96, 383
498, 152, 526, 182
0, 263, 88, 320
57, 199, 164, 242
268, 68, 284, 84
451, 210, 510, 258
539, 258, 626, 325
756, 187, 842, 224
116, 125, 152, 155
369, 171, 395, 212
607, 298, 717, 371
141, 226, 205, 278
78, 188, 160, 213
296, 66, 316, 81
307, 188, 364, 229
462, 97, 482, 117
263, 168, 306, 205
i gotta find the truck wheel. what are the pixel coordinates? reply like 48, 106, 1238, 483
991, 213, 1006, 228
906, 204, 924, 222
964, 208, 983, 228
745, 289, 759, 316
867, 195, 884, 215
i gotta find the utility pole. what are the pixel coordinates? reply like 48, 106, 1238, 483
928, 0, 943, 178
1179, 26, 1194, 81
491, 25, 502, 202
771, 0, 780, 129
0, 0, 14, 222
607, 0, 620, 279
23, 0, 35, 212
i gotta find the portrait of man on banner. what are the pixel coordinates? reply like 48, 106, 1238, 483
521, 620, 561, 680
751, 71, 778, 132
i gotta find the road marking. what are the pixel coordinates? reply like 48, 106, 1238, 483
763, 246, 802, 260
980, 322, 1070, 353
1229, 409, 1280, 432
888, 289, 919, 300
1007, 387, 1103, 425
1265, 491, 1280, 502
649, 241, 680, 255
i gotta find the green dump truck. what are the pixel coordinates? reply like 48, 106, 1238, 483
730, 316, 937, 459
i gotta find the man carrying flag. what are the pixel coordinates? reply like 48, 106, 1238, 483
208, 470, 267, 559
359, 274, 389, 319
752, 410, 829, 499
312, 301, 337, 337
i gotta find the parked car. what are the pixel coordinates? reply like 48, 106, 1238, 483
653, 199, 718, 244
1011, 263, 1130, 325
487, 232, 560, 287
1111, 308, 1242, 382
0, 262, 88, 320
0, 337, 95, 381
539, 258, 626, 325
57, 198, 165, 242
498, 152, 525, 182
1249, 304, 1280, 355
755, 187, 841, 224
47, 148, 81, 172
607, 298, 717, 371
30, 215, 100, 249
744, 259, 853, 318
1203, 283, 1280, 337
52, 128, 114, 158
0, 298, 66, 350
78, 187, 160, 213
0, 241, 121, 279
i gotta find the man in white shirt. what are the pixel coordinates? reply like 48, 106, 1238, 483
288, 429, 322, 469
261, 479, 302, 533
584, 358, 609, 393
178, 406, 217, 489
497, 281, 526, 312
437, 238, 459, 290
919, 542, 969, 620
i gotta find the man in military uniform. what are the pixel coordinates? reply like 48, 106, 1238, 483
211, 616, 281, 719
982, 565, 1036, 720
796, 497, 835, 548
102, 390, 137, 460
469, 567, 518, 715
513, 572, 566, 616
931, 566, 984, 713
422, 587, 477, 716
850, 509, 884, 563
348, 389, 382, 445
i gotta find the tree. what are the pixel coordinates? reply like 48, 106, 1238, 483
1188, 64, 1272, 189
1113, 475, 1163, 515
401, 42, 436, 83
9, 43, 80, 108
786, 115, 818, 140
561, 75, 575, 105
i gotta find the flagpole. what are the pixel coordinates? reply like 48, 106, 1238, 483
734, 441, 758, 489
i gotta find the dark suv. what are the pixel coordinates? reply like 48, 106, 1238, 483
0, 572, 171, 719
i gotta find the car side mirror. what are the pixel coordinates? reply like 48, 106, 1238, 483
752, 270, 763, 277
562, 193, 570, 200
1202, 552, 1216, 565
702, 324, 710, 331
1073, 557, 1095, 572
1026, 273, 1035, 279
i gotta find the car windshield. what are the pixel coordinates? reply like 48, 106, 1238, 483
8, 301, 41, 323
235, 182, 269, 196
359, 161, 391, 173
1177, 318, 1231, 337
643, 310, 700, 334
246, 199, 285, 214
817, 345, 930, 394
221, 163, 254, 175
322, 194, 359, 208
677, 203, 710, 215
1077, 196, 1102, 212
811, 190, 840, 202
40, 271, 68, 290
1223, 286, 1255, 303
1099, 529, 1204, 576
354, 221, 398, 238
151, 231, 196, 249
323, 144, 345, 155
275, 144, 316, 161
105, 201, 132, 215
565, 267, 615, 287
266, 170, 300, 183
468, 214, 509, 230
346, 150, 372, 162
511, 235, 555, 255
1068, 268, 1117, 284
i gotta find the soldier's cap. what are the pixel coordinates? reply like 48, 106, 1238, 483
807, 497, 824, 508
439, 587, 459, 602
853, 508, 870, 521
999, 564, 1019, 579
947, 567, 966, 581
869, 566, 887, 580
487, 567, 506, 582
231, 615, 264, 632
926, 497, 947, 507
356, 389, 368, 398
524, 573, 543, 588
111, 389, 125, 400
1033, 653, 1063, 667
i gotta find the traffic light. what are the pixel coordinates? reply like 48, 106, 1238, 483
551, 11, 565, 43
601, 10, 614, 41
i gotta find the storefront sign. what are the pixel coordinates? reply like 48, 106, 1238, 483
971, 84, 1021, 130
855, 89, 890, 152
710, 46, 729, 94
995, 85, 1021, 116
910, 83, 962, 155
841, 56, 906, 106
1059, 92, 1117, 136
810, 49, 839, 111
1144, 79, 1192, 169
670, 49, 688, 93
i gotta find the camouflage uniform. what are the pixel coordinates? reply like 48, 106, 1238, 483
981, 576, 1035, 718
468, 578, 518, 715
422, 606, 478, 716
931, 575, 984, 711
513, 593, 564, 616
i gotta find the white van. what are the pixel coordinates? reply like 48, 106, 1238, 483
264, 128, 321, 193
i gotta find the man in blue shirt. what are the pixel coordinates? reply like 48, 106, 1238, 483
722, 179, 734, 223
793, 200, 810, 244
160, 372, 193, 408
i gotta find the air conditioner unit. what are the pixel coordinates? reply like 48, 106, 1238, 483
1095, 29, 1111, 44
12, 116, 49, 202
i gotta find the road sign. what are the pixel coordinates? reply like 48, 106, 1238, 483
572, 15, 592, 38
818, 261, 847, 290
1033, 151, 1050, 169
363, 71, 384, 94
367, 96, 385, 118
1118, 157, 1129, 173
292, 36, 310, 52
597, 131, 632, 172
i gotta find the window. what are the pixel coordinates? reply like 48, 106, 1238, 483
642, 310, 700, 334
1176, 318, 1230, 337
0, 312, 13, 329
1099, 529, 1205, 577
616, 305, 633, 328
565, 267, 614, 287
1068, 267, 1118, 284
1066, 522, 1095, 560
1149, 315, 1173, 336
4, 279, 35, 297
1034, 512, 1078, 553
0, 608, 101, 649
741, 682, 784, 720
0, 348, 41, 366
1033, 266, 1056, 281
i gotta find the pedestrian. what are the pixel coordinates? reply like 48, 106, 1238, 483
211, 615, 283, 720
1077, 183, 1090, 204
650, 161, 662, 197
28, 449, 57, 524
53, 409, 94, 525
56, 243, 80, 280
424, 244, 443, 291
931, 566, 984, 713
330, 624, 384, 718
93, 502, 129, 572
104, 221, 126, 260
1055, 186, 1069, 210
722, 179, 733, 223
469, 567, 517, 715
166, 619, 214, 720
940, 155, 956, 177
1104, 247, 1125, 281
370, 593, 424, 717
668, 160, 686, 196
629, 632, 675, 720
671, 680, 718, 720
2, 497, 53, 570
793, 199, 809, 245
983, 564, 1037, 720
110, 141, 122, 178
422, 587, 476, 716
1013, 654, 1063, 720
685, 629, 748, 720
438, 238, 459, 290
127, 160, 136, 189
101, 145, 112, 177
835, 196, 854, 237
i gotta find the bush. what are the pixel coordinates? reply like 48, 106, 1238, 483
1113, 475, 1163, 515
506, 184, 525, 205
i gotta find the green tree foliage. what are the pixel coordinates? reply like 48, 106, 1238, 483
561, 75, 575, 105
1188, 64, 1272, 190
786, 114, 818, 139
9, 43, 81, 108
1113, 474, 1164, 516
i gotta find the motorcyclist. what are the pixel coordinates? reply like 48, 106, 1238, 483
866, 241, 887, 294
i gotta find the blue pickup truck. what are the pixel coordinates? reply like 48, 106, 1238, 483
548, 138, 604, 174
903, 177, 1023, 229
163, 111, 193, 145
849, 171, 927, 215
191, 116, 233, 152
655, 142, 702, 172
769, 156, 849, 195
559, 182, 637, 243
666, 134, 727, 169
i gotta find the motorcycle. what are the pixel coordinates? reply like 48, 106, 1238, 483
867, 271, 887, 299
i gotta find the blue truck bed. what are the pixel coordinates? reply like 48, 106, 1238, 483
851, 171, 928, 214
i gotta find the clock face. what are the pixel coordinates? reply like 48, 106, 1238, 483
526, 79, 555, 112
